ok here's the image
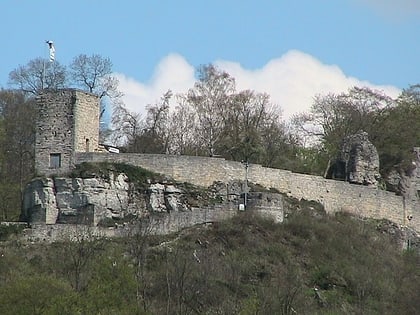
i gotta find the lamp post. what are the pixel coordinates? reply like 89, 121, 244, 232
242, 160, 249, 209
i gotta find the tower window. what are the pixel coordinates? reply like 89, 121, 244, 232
50, 153, 61, 169
85, 139, 90, 152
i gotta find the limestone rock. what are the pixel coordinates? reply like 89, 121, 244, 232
22, 178, 59, 224
23, 173, 141, 226
327, 131, 381, 187
386, 147, 420, 202
148, 183, 190, 213
23, 172, 198, 226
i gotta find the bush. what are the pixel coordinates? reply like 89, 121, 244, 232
0, 224, 25, 241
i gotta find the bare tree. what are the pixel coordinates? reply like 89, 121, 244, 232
185, 64, 236, 156
59, 225, 104, 292
111, 102, 144, 148
169, 100, 197, 155
126, 216, 159, 313
69, 54, 122, 98
8, 58, 67, 95
220, 90, 277, 163
70, 54, 123, 124
140, 90, 172, 153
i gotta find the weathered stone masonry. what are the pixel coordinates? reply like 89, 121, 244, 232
35, 89, 100, 177
31, 89, 419, 234
76, 152, 420, 232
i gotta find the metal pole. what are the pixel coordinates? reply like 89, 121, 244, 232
244, 160, 249, 209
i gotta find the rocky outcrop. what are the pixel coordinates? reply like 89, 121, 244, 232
386, 147, 420, 203
23, 173, 139, 226
23, 173, 204, 227
327, 131, 381, 187
147, 183, 191, 213
22, 171, 288, 236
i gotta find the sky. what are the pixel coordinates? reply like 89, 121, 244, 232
1, 0, 419, 120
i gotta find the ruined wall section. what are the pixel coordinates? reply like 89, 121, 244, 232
35, 89, 99, 176
73, 92, 99, 153
76, 153, 420, 232
35, 90, 75, 176
23, 205, 239, 243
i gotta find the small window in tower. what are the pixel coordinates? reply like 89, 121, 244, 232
50, 153, 61, 169
85, 139, 90, 152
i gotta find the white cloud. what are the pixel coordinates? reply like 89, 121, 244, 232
116, 50, 400, 122
115, 53, 195, 117
214, 50, 400, 119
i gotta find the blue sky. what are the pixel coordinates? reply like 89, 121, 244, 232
1, 0, 419, 119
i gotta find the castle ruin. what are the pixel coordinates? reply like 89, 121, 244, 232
26, 89, 420, 236
35, 89, 100, 176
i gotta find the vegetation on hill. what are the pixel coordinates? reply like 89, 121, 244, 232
1, 207, 418, 314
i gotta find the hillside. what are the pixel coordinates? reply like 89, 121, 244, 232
1, 203, 419, 314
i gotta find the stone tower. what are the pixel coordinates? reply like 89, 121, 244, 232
35, 89, 100, 176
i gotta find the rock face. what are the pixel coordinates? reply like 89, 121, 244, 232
23, 173, 287, 231
327, 131, 381, 187
22, 173, 199, 227
386, 147, 420, 203
147, 183, 191, 213
23, 173, 138, 226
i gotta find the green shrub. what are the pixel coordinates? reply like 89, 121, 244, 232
0, 224, 25, 241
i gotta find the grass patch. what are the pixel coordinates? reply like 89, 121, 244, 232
70, 162, 166, 190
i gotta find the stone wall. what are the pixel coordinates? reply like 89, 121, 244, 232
76, 152, 420, 232
23, 205, 239, 243
36, 90, 75, 176
35, 89, 99, 176
72, 91, 100, 153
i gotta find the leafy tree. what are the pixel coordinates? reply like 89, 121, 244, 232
0, 90, 35, 220
81, 249, 137, 315
373, 84, 420, 176
292, 87, 395, 175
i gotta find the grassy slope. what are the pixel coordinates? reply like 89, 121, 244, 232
1, 207, 419, 314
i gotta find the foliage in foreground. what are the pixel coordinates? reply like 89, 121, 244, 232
0, 210, 419, 314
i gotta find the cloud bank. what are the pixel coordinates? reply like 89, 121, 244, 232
116, 50, 400, 121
